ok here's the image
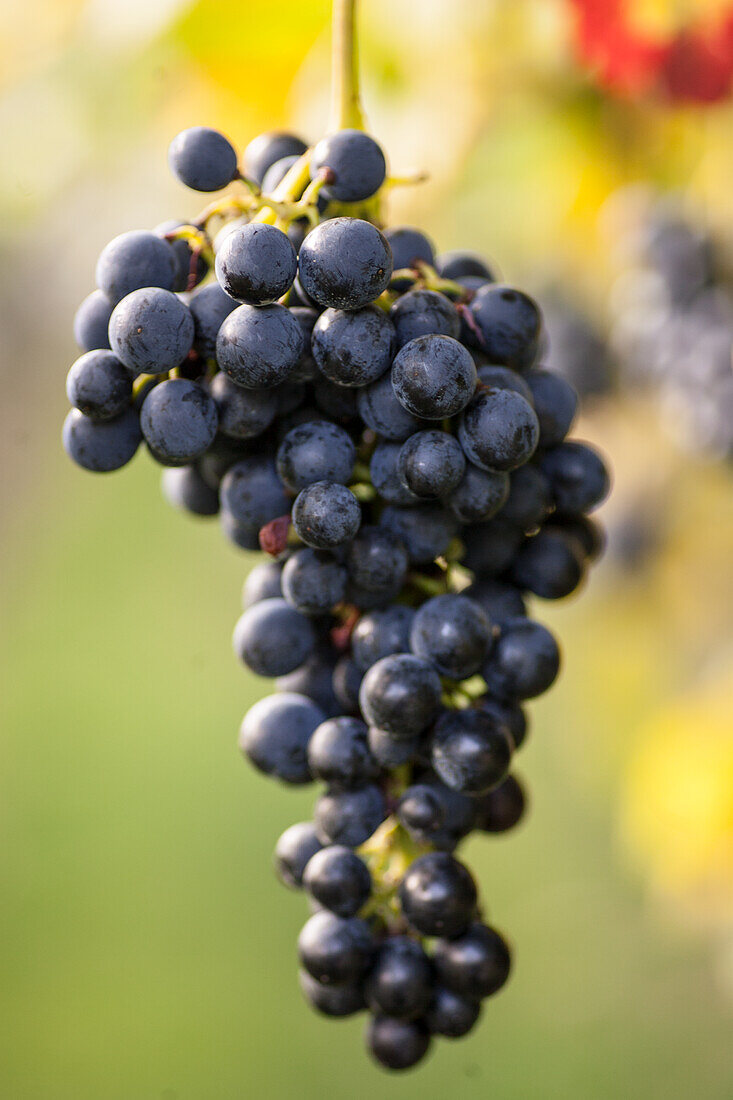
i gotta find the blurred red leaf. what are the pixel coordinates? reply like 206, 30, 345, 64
569, 0, 733, 104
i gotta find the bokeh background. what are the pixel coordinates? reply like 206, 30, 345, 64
1, 1, 732, 1096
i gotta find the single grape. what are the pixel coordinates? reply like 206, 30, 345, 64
243, 131, 307, 186
366, 1015, 431, 1071
461, 518, 524, 576
510, 527, 586, 599
464, 579, 526, 624
308, 717, 379, 790
468, 284, 542, 369
476, 363, 533, 403
140, 378, 217, 465
66, 350, 132, 421
109, 288, 194, 376
457, 282, 492, 347
539, 441, 611, 515
369, 441, 421, 505
397, 430, 466, 498
209, 373, 278, 440
276, 420, 356, 493
431, 709, 513, 795
436, 251, 494, 281
161, 465, 219, 516
346, 526, 409, 593
62, 407, 141, 473
390, 289, 460, 348
499, 463, 551, 531
384, 227, 435, 272
410, 593, 492, 680
357, 373, 423, 442
238, 691, 324, 783
367, 726, 423, 768
312, 305, 395, 387
379, 504, 458, 565
189, 283, 237, 359
398, 851, 477, 938
359, 653, 442, 738
445, 462, 509, 523
220, 511, 260, 551
220, 455, 289, 529
168, 126, 238, 191
551, 514, 606, 562
215, 222, 297, 305
412, 779, 478, 850
459, 387, 539, 472
217, 303, 305, 389
425, 987, 481, 1039
525, 368, 578, 447
433, 923, 511, 999
298, 911, 374, 984
241, 564, 282, 611
310, 130, 386, 202
73, 290, 113, 351
298, 970, 365, 1017
351, 606, 415, 670
482, 617, 560, 700
276, 648, 340, 718
473, 695, 528, 751
303, 845, 372, 917
274, 821, 323, 889
233, 599, 316, 678
297, 218, 393, 309
292, 481, 361, 549
282, 549, 348, 615
392, 334, 476, 419
397, 784, 446, 835
95, 230, 176, 304
474, 774, 526, 833
332, 656, 364, 716
314, 784, 387, 848
365, 937, 433, 1020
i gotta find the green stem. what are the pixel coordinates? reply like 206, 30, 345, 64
252, 150, 314, 226
415, 261, 470, 301
408, 573, 449, 598
329, 0, 366, 132
357, 816, 432, 928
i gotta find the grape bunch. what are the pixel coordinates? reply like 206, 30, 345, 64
609, 199, 733, 461
63, 121, 609, 1070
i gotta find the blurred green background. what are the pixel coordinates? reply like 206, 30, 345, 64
1, 1, 732, 1096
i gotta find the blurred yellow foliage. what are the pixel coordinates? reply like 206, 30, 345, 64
621, 672, 733, 925
169, 0, 331, 131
